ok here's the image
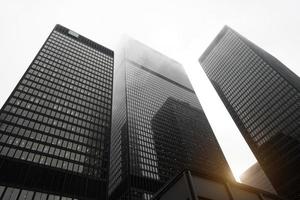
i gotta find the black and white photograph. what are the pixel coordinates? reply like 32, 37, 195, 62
0, 0, 299, 199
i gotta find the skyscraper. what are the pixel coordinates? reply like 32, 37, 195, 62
0, 25, 114, 200
109, 38, 233, 200
199, 26, 300, 199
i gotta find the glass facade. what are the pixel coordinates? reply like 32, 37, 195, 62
109, 38, 233, 200
199, 26, 300, 199
0, 25, 113, 200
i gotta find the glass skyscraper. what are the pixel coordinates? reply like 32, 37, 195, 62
199, 26, 300, 199
0, 25, 113, 200
109, 38, 233, 200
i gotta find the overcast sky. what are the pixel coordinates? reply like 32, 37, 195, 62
0, 0, 299, 181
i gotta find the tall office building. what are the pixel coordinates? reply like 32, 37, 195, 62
199, 26, 300, 199
109, 38, 233, 200
0, 25, 114, 200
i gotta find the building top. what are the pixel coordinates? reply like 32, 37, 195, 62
199, 25, 300, 91
54, 24, 114, 57
119, 37, 194, 90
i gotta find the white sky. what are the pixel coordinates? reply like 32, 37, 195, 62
0, 0, 299, 181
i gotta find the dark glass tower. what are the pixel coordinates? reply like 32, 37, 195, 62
109, 38, 233, 200
199, 26, 300, 199
0, 25, 113, 200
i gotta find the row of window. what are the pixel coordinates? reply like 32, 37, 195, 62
8, 90, 109, 131
27, 66, 110, 101
42, 41, 113, 81
8, 95, 108, 128
3, 101, 105, 138
37, 51, 112, 92
0, 127, 103, 160
53, 31, 113, 65
0, 144, 101, 175
0, 120, 103, 154
0, 185, 75, 200
16, 83, 109, 121
0, 117, 103, 152
0, 133, 105, 175
36, 53, 112, 90
23, 71, 110, 109
243, 90, 297, 134
31, 62, 111, 99
46, 36, 113, 75
17, 77, 111, 118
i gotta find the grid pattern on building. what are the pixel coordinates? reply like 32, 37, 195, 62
109, 40, 232, 200
151, 97, 230, 181
109, 54, 128, 195
0, 25, 113, 199
0, 185, 77, 200
200, 26, 300, 198
126, 63, 229, 181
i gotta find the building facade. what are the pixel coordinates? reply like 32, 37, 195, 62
199, 26, 300, 199
240, 162, 277, 194
109, 38, 233, 200
0, 25, 114, 200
